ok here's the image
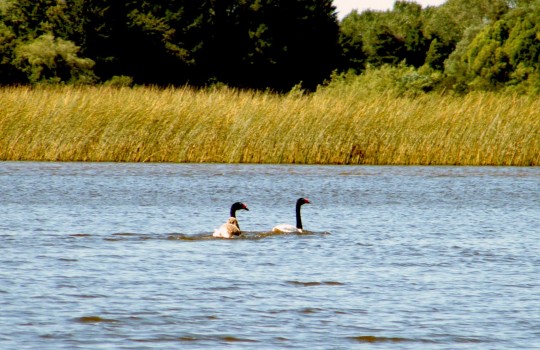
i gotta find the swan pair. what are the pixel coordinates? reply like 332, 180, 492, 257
212, 198, 311, 239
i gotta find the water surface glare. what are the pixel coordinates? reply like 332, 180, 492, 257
1, 162, 539, 349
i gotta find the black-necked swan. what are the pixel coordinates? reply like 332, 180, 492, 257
213, 202, 249, 238
272, 198, 310, 233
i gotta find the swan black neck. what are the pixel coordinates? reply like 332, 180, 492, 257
295, 198, 310, 229
296, 204, 303, 229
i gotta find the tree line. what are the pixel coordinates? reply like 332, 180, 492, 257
1, 0, 539, 93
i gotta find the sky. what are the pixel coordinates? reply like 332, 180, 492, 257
333, 0, 447, 18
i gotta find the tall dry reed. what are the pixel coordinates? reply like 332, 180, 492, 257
0, 86, 538, 165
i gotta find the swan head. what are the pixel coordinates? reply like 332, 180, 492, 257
232, 202, 249, 211
297, 198, 310, 206
230, 202, 249, 217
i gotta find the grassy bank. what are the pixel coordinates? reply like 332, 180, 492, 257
0, 86, 538, 165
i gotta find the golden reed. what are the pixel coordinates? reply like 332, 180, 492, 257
0, 86, 538, 165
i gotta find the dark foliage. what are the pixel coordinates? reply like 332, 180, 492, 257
1, 0, 540, 92
0, 0, 339, 90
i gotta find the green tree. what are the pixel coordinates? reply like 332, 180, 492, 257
423, 0, 509, 43
339, 1, 430, 70
339, 10, 394, 68
13, 33, 95, 83
337, 27, 365, 73
465, 20, 511, 89
504, 6, 540, 72
0, 21, 23, 83
424, 37, 451, 70
0, 0, 95, 83
447, 3, 540, 90
80, 0, 340, 89
421, 0, 512, 78
391, 1, 429, 67
206, 0, 340, 90
369, 24, 405, 66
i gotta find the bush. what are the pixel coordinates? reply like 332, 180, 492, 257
320, 63, 444, 97
104, 75, 134, 87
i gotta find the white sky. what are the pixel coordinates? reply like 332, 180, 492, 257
334, 0, 448, 18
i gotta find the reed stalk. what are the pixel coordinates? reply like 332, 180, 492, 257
0, 86, 538, 165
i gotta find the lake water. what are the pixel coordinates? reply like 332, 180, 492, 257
1, 162, 539, 349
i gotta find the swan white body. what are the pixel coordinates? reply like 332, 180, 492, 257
272, 223, 303, 233
213, 217, 241, 238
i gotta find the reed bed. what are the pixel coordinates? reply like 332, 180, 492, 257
0, 85, 538, 165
